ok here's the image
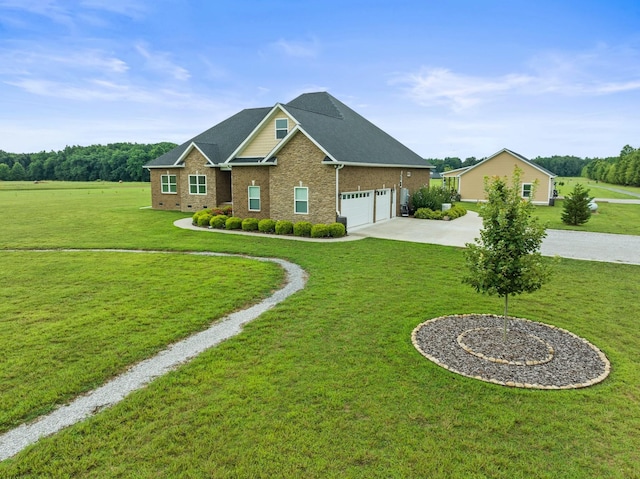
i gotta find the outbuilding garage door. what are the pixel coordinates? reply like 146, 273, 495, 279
340, 191, 374, 229
375, 189, 391, 222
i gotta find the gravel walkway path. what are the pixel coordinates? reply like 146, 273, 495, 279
0, 249, 306, 462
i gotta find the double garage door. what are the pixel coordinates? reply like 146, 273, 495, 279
340, 189, 392, 229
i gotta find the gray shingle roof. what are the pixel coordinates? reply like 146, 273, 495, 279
284, 92, 430, 168
144, 107, 271, 167
144, 92, 431, 169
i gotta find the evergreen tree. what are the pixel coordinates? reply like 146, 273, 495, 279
463, 167, 550, 341
561, 184, 593, 226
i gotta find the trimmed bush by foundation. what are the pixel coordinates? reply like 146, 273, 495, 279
225, 216, 242, 230
242, 218, 259, 231
209, 215, 228, 229
311, 223, 330, 238
192, 209, 211, 225
293, 221, 313, 237
275, 220, 294, 235
197, 213, 213, 227
258, 219, 277, 233
328, 222, 346, 237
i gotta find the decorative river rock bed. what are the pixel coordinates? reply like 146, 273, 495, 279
412, 314, 610, 389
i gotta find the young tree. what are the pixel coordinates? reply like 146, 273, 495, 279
561, 184, 593, 226
462, 168, 550, 341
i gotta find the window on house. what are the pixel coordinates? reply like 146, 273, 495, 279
248, 186, 261, 211
161, 174, 177, 193
189, 175, 207, 195
275, 118, 288, 139
522, 183, 533, 198
294, 187, 308, 214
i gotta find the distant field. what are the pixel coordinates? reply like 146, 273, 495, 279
554, 177, 640, 199
0, 180, 149, 191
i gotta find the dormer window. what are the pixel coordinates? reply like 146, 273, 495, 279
275, 118, 288, 139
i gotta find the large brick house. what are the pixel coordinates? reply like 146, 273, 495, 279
144, 92, 432, 229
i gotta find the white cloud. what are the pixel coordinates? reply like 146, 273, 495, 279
270, 38, 320, 58
0, 0, 73, 25
396, 44, 640, 111
0, 46, 129, 77
395, 68, 533, 111
79, 0, 147, 18
135, 43, 190, 81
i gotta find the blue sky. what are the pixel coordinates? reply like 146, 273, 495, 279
1, 0, 639, 159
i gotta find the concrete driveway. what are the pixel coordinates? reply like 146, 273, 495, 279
350, 212, 640, 265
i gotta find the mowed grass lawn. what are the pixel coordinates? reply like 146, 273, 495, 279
1, 182, 639, 478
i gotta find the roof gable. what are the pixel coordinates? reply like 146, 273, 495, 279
144, 107, 270, 168
228, 104, 297, 162
458, 148, 555, 178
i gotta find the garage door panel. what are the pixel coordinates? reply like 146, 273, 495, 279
341, 191, 373, 228
375, 189, 391, 222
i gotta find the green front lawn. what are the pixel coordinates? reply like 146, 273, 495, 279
0, 182, 639, 478
0, 251, 283, 432
463, 200, 640, 235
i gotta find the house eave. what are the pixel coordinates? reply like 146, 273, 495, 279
336, 161, 433, 169
144, 165, 185, 169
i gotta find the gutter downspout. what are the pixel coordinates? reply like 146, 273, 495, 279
335, 164, 344, 216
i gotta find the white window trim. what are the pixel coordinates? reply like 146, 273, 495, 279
294, 186, 309, 214
248, 185, 261, 211
161, 174, 177, 194
189, 174, 207, 195
275, 118, 288, 139
522, 183, 533, 198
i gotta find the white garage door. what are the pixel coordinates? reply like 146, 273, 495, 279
375, 189, 391, 222
340, 191, 374, 229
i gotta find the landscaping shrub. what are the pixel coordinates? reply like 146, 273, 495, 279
225, 216, 242, 230
258, 219, 277, 233
414, 204, 467, 220
414, 208, 443, 220
192, 209, 212, 225
209, 214, 228, 229
197, 213, 213, 227
311, 223, 330, 238
411, 186, 457, 211
242, 218, 259, 231
293, 221, 313, 237
328, 222, 346, 238
221, 205, 233, 216
275, 220, 294, 235
447, 204, 467, 219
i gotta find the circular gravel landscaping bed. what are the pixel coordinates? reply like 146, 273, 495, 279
412, 314, 610, 389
